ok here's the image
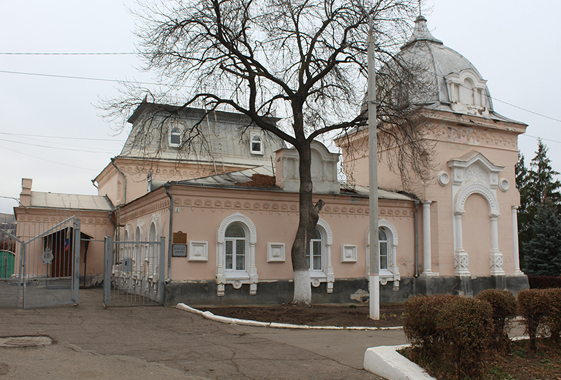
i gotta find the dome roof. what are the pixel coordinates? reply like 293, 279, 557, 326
397, 16, 497, 117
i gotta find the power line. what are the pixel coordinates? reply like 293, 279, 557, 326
1, 67, 560, 127
0, 52, 135, 55
0, 69, 158, 86
0, 132, 125, 142
0, 145, 99, 171
0, 137, 116, 154
521, 134, 561, 145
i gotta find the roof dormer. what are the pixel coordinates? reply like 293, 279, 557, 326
445, 69, 492, 117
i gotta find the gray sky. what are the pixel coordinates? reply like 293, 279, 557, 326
1, 0, 560, 214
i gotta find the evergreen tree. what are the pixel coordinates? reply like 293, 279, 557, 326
515, 152, 531, 265
516, 139, 561, 272
523, 199, 561, 276
527, 139, 561, 206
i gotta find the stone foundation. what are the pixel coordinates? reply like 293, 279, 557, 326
163, 275, 529, 306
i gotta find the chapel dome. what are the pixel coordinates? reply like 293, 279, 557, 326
395, 15, 494, 117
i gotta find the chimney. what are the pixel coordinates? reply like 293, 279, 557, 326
19, 178, 32, 207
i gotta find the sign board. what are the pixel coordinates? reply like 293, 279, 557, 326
172, 244, 187, 257
173, 231, 187, 244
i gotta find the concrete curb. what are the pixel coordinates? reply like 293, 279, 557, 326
363, 336, 531, 380
363, 345, 436, 380
175, 303, 404, 331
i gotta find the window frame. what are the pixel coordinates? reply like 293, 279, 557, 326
169, 126, 182, 148
249, 132, 263, 155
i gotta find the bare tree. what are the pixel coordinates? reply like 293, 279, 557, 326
105, 0, 432, 305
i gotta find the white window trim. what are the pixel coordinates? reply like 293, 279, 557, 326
216, 213, 258, 296
310, 219, 334, 293
366, 219, 401, 286
169, 126, 182, 148
249, 132, 264, 155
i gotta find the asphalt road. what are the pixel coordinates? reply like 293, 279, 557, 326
0, 288, 407, 380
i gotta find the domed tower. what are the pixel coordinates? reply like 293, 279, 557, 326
338, 15, 528, 296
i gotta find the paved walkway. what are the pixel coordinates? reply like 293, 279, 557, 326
0, 289, 408, 380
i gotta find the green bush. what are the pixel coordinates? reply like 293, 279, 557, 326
404, 295, 493, 380
476, 289, 517, 352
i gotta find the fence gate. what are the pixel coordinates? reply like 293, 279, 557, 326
103, 236, 165, 307
0, 229, 22, 307
0, 217, 80, 308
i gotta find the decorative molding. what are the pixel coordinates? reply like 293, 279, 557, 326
188, 241, 208, 261
267, 243, 285, 262
437, 171, 450, 186
217, 213, 257, 244
341, 244, 357, 263
454, 183, 500, 215
499, 178, 510, 192
316, 218, 333, 245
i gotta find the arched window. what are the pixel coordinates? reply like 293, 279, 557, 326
366, 220, 400, 285
307, 228, 323, 271
216, 213, 258, 296
379, 228, 388, 271
169, 127, 181, 147
225, 224, 246, 271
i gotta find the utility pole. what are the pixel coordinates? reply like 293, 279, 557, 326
368, 20, 380, 320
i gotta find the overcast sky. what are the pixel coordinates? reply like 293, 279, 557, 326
1, 0, 560, 214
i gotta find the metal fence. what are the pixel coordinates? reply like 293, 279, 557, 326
0, 216, 80, 308
103, 236, 165, 307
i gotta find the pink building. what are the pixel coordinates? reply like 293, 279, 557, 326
14, 16, 528, 305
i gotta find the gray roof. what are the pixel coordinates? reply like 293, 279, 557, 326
29, 192, 114, 212
394, 16, 524, 124
173, 166, 415, 201
121, 104, 287, 165
177, 166, 279, 189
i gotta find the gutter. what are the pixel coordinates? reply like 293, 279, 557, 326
110, 158, 126, 204
414, 200, 420, 278
164, 183, 173, 282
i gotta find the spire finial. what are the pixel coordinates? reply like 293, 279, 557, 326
418, 0, 422, 17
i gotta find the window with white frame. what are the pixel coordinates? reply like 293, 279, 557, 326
249, 132, 263, 155
216, 213, 258, 296
379, 228, 389, 270
169, 127, 182, 147
225, 224, 247, 271
307, 228, 323, 271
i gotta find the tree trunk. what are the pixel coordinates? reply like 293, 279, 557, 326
291, 142, 324, 305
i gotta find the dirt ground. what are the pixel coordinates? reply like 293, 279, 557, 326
199, 303, 404, 327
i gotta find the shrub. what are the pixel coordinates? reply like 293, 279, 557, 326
518, 289, 552, 352
403, 295, 454, 360
404, 295, 493, 379
528, 275, 561, 289
437, 298, 494, 379
542, 288, 561, 344
476, 289, 517, 352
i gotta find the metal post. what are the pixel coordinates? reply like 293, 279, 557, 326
368, 20, 380, 320
72, 219, 81, 305
158, 237, 166, 304
103, 236, 112, 307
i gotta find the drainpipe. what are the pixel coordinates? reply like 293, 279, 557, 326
110, 158, 126, 204
164, 183, 173, 282
414, 200, 420, 277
